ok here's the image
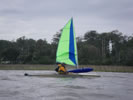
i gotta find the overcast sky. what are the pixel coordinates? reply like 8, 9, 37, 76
0, 0, 133, 42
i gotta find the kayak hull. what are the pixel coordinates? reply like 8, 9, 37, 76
24, 71, 100, 78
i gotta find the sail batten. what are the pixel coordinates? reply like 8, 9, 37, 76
56, 18, 78, 66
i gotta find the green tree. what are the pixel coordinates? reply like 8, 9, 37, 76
1, 48, 19, 63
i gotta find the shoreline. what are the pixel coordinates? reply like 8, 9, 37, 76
0, 64, 133, 72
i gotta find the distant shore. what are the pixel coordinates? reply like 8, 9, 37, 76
0, 64, 133, 72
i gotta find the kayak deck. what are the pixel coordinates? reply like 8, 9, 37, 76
24, 72, 100, 78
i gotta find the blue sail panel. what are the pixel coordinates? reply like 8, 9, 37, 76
69, 19, 77, 65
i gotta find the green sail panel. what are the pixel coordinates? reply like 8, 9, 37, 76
56, 18, 78, 66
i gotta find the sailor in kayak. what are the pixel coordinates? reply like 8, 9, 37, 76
55, 63, 68, 74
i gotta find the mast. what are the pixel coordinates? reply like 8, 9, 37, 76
76, 43, 79, 69
72, 18, 79, 69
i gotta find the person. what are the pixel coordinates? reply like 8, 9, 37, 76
55, 63, 68, 74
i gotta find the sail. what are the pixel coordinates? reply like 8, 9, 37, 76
56, 18, 78, 66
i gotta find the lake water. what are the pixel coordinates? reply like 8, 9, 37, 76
0, 70, 133, 100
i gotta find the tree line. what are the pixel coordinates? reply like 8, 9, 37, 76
0, 30, 133, 66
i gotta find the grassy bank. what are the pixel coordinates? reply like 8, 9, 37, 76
0, 64, 133, 72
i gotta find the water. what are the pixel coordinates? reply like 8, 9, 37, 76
0, 70, 133, 100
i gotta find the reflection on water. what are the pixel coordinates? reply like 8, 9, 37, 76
0, 70, 133, 100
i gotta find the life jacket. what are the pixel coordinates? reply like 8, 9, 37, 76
58, 64, 67, 74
